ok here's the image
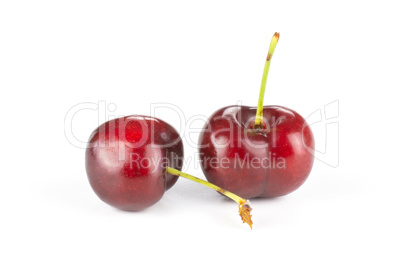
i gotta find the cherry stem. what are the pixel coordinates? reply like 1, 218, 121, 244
166, 167, 253, 229
254, 32, 280, 128
166, 167, 244, 204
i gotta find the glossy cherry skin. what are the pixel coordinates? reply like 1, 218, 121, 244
85, 115, 183, 211
199, 105, 314, 198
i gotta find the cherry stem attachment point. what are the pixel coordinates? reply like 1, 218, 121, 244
166, 167, 253, 229
255, 32, 280, 128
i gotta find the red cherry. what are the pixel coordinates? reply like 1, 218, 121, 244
198, 32, 315, 198
85, 115, 183, 211
85, 115, 254, 228
199, 105, 314, 198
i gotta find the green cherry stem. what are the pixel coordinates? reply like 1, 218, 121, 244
254, 32, 280, 128
166, 167, 253, 229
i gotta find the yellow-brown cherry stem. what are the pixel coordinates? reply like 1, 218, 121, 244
166, 167, 253, 229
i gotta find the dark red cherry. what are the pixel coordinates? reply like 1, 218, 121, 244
85, 115, 183, 211
199, 32, 314, 198
199, 105, 314, 198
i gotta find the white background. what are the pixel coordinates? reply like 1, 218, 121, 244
1, 1, 401, 267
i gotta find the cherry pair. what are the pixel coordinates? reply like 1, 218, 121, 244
85, 33, 314, 229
